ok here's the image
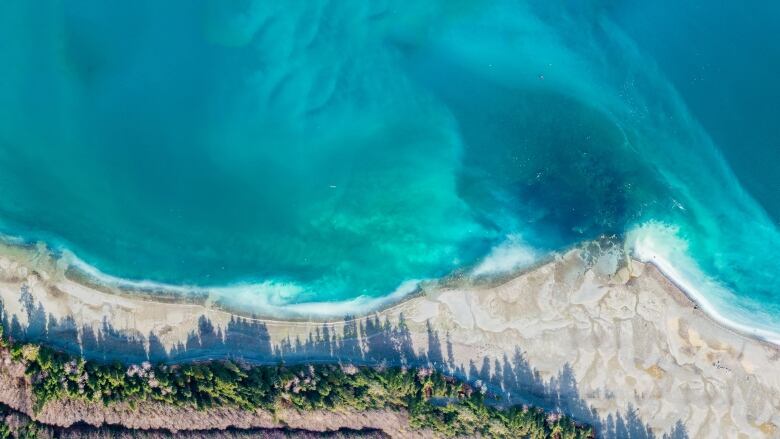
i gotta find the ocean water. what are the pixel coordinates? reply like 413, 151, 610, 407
0, 1, 778, 328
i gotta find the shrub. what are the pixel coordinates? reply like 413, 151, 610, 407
2, 337, 593, 438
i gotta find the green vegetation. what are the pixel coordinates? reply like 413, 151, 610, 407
0, 403, 41, 439
0, 401, 388, 439
0, 328, 592, 438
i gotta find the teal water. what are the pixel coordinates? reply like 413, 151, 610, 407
0, 1, 778, 327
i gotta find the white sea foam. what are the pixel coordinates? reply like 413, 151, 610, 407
626, 222, 780, 345
0, 233, 28, 246
63, 249, 421, 318
64, 250, 203, 294
472, 235, 539, 277
211, 279, 422, 318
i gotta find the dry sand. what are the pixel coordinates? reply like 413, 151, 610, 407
1, 242, 779, 438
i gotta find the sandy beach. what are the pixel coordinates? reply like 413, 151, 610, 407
1, 241, 779, 438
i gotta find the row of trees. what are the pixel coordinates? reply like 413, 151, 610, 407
1, 327, 593, 438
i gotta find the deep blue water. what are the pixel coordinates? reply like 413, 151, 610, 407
0, 1, 778, 328
609, 1, 780, 226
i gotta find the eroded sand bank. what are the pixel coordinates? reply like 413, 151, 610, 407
1, 243, 779, 438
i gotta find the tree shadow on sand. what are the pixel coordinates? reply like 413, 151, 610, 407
1, 286, 688, 438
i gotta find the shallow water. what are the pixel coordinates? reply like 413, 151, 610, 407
0, 1, 778, 327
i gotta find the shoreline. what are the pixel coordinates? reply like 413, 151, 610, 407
2, 236, 778, 350
0, 236, 562, 323
637, 254, 780, 346
640, 256, 780, 348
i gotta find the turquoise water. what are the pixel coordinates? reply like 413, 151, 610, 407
0, 1, 778, 326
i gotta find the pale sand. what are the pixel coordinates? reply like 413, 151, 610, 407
1, 243, 780, 438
